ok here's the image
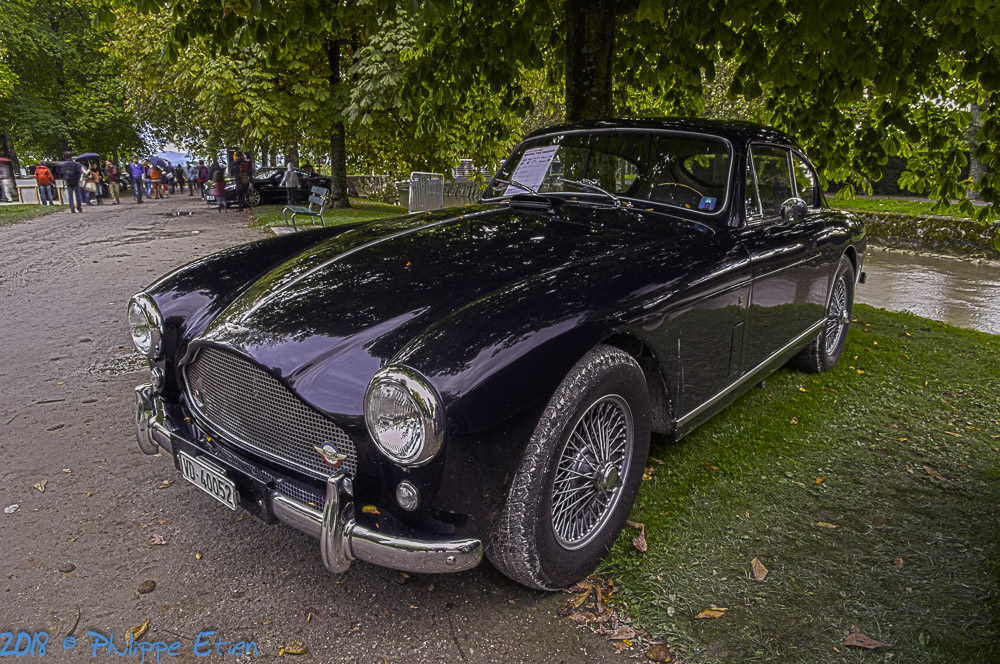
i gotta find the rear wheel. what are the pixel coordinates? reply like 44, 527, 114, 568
792, 256, 854, 372
244, 187, 262, 207
487, 345, 651, 590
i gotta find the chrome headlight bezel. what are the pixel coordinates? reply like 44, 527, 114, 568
128, 292, 164, 360
364, 366, 444, 467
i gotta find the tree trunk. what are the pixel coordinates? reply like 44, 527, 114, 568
968, 101, 987, 200
326, 39, 351, 209
285, 142, 300, 168
564, 0, 617, 122
1, 129, 20, 174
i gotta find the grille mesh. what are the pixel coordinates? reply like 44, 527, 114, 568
184, 347, 357, 478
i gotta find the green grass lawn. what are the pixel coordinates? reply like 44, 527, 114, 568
827, 196, 977, 219
0, 203, 64, 227
601, 305, 999, 662
248, 198, 406, 230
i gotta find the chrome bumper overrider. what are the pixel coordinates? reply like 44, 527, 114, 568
134, 384, 483, 575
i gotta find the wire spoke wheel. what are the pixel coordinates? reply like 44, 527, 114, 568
824, 276, 849, 355
551, 395, 634, 550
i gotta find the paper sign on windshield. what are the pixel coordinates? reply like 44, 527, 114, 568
504, 145, 559, 196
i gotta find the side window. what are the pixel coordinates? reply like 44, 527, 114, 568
751, 145, 793, 217
745, 154, 761, 219
791, 152, 817, 206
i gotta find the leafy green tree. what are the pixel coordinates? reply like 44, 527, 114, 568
0, 0, 146, 164
406, 0, 998, 223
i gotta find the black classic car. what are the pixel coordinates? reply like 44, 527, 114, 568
205, 167, 333, 207
131, 119, 866, 590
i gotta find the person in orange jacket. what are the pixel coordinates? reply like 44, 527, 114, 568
34, 164, 56, 205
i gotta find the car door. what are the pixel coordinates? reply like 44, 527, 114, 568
738, 145, 829, 369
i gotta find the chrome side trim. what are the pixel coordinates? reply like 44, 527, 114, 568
677, 319, 824, 429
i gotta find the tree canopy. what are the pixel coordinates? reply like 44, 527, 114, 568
0, 0, 147, 163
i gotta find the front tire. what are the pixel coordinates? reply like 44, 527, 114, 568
487, 344, 651, 590
244, 187, 262, 207
792, 256, 855, 373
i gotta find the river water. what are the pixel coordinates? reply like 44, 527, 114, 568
857, 248, 1000, 335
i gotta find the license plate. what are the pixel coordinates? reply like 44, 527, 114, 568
205, 195, 215, 201
179, 452, 238, 510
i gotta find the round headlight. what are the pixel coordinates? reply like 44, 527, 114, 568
128, 293, 163, 359
364, 366, 444, 466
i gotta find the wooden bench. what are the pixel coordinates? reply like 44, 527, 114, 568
282, 186, 329, 231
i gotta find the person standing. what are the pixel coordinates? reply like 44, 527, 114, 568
212, 165, 226, 212
279, 163, 301, 204
89, 162, 103, 205
105, 160, 120, 204
185, 162, 197, 195
80, 161, 93, 205
128, 157, 144, 203
150, 163, 163, 199
233, 152, 252, 209
34, 164, 56, 206
62, 153, 83, 213
197, 160, 209, 197
143, 162, 152, 197
301, 160, 314, 175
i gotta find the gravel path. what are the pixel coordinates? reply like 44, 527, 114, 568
0, 197, 625, 662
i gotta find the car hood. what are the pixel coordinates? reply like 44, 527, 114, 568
188, 203, 713, 416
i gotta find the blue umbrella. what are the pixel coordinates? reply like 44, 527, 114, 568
75, 152, 100, 162
148, 157, 169, 169
152, 150, 191, 166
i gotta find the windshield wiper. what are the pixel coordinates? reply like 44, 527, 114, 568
557, 177, 621, 207
491, 177, 538, 196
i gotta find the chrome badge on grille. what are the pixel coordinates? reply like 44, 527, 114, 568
314, 443, 348, 468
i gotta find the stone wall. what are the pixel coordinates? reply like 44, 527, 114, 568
856, 211, 1000, 257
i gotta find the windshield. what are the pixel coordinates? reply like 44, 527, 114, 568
484, 130, 732, 215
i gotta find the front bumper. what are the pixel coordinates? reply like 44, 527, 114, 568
134, 384, 482, 575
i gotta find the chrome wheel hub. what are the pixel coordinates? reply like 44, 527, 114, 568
824, 276, 849, 355
550, 395, 634, 550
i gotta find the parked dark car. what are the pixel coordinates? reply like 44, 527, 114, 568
131, 119, 866, 590
204, 167, 333, 207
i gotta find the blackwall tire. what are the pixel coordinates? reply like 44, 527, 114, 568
487, 344, 651, 590
245, 188, 262, 207
791, 256, 855, 373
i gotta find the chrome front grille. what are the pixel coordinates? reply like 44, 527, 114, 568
183, 347, 357, 478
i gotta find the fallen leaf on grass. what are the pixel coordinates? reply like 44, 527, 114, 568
647, 456, 666, 465
790, 417, 799, 425
646, 644, 673, 662
642, 467, 656, 480
695, 605, 727, 619
699, 462, 719, 471
844, 632, 891, 649
627, 521, 647, 552
923, 465, 945, 481
124, 619, 150, 646
893, 558, 904, 568
815, 476, 826, 484
944, 431, 962, 438
33, 480, 47, 493
608, 626, 636, 640
751, 557, 769, 582
815, 522, 839, 529
147, 534, 166, 546
905, 466, 915, 475
279, 641, 308, 656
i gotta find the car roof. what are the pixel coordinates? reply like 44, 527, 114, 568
524, 118, 801, 152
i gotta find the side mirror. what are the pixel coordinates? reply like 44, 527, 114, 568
780, 197, 808, 223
